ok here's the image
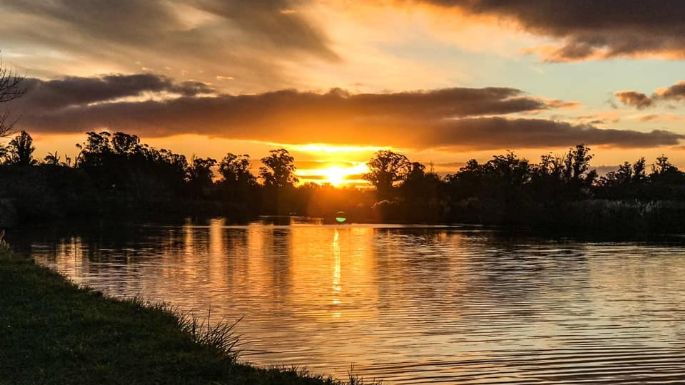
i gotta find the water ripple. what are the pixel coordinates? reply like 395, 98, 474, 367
22, 219, 685, 384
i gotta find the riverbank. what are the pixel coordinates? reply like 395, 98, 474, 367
0, 249, 374, 385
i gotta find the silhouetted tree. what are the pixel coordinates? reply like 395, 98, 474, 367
259, 149, 297, 188
405, 162, 426, 180
528, 145, 596, 201
364, 150, 410, 199
43, 151, 61, 166
111, 131, 141, 156
530, 154, 566, 201
73, 131, 190, 202
644, 155, 685, 200
5, 131, 36, 166
218, 153, 258, 215
258, 149, 298, 215
601, 161, 635, 187
486, 152, 531, 187
632, 157, 647, 183
537, 153, 565, 179
653, 155, 677, 176
650, 155, 683, 186
561, 144, 598, 199
187, 156, 217, 199
444, 159, 483, 201
219, 153, 255, 186
443, 147, 603, 225
563, 144, 594, 183
76, 131, 112, 168
400, 162, 442, 221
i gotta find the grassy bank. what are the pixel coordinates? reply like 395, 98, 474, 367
0, 249, 374, 385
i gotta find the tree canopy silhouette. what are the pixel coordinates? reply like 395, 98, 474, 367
259, 149, 297, 189
5, 131, 36, 166
364, 150, 411, 199
2, 129, 685, 234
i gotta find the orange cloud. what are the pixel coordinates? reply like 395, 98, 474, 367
8, 73, 682, 150
616, 80, 685, 109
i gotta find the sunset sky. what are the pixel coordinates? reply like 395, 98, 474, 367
4, 1, 685, 185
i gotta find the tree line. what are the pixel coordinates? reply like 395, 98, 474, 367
0, 130, 324, 223
363, 146, 685, 234
3, 129, 685, 234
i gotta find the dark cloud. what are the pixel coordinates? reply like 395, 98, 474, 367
615, 91, 653, 109
323, 87, 548, 117
616, 81, 685, 109
19, 74, 214, 110
418, 1, 685, 60
0, 0, 334, 90
13, 76, 550, 120
10, 73, 681, 149
427, 118, 683, 149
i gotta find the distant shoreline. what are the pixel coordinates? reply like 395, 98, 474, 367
7, 201, 685, 239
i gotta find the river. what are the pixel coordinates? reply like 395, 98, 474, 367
19, 218, 685, 384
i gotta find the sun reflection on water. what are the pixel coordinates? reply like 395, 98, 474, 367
25, 221, 685, 384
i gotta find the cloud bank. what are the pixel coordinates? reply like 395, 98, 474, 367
9, 73, 682, 150
20, 74, 214, 109
418, 1, 685, 61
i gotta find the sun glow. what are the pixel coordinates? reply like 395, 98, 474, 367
297, 162, 370, 187
322, 166, 347, 186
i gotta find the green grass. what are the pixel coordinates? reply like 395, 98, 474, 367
0, 250, 379, 385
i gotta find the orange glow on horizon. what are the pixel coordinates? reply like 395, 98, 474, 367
26, 133, 685, 184
296, 162, 370, 187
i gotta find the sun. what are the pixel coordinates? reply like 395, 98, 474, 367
296, 162, 370, 187
321, 166, 347, 186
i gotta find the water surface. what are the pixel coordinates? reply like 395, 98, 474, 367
21, 219, 685, 384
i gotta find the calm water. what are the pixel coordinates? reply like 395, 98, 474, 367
19, 218, 685, 384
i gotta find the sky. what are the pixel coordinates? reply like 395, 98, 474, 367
4, 0, 685, 185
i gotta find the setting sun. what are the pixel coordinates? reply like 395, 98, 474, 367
321, 166, 347, 186
296, 162, 370, 187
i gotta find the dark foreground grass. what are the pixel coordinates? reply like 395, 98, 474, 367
0, 249, 377, 385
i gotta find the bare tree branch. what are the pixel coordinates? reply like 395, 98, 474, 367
0, 59, 25, 137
